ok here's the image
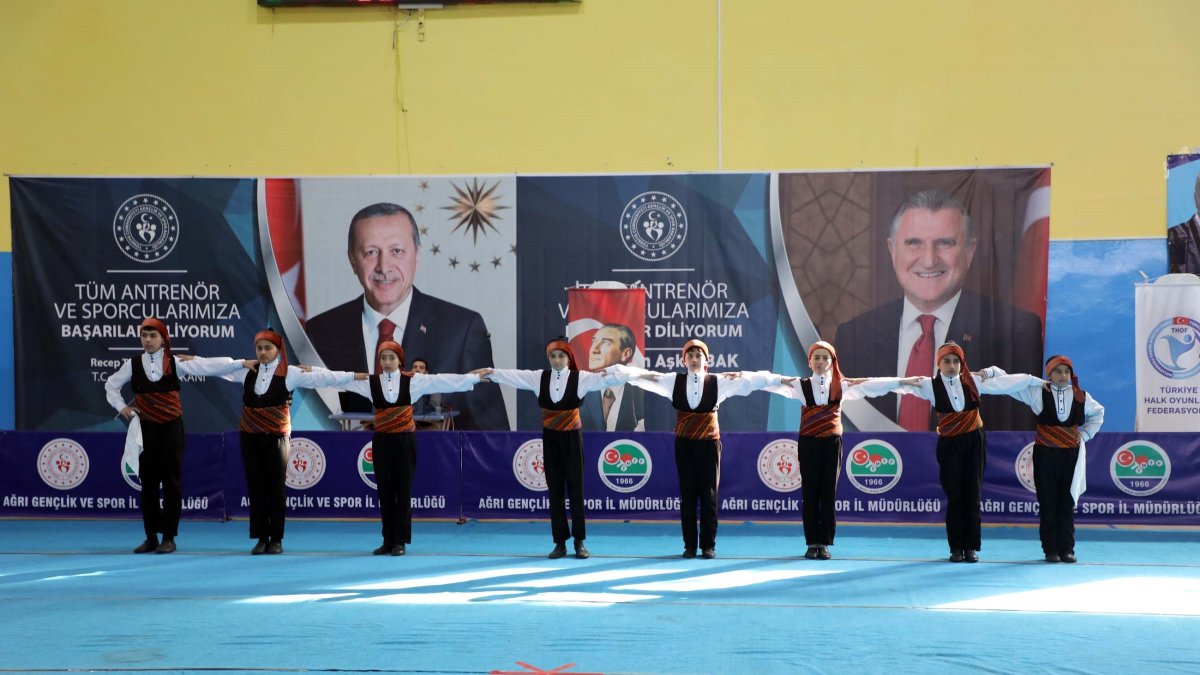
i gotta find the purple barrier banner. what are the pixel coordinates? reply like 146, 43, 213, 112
221, 431, 462, 520
462, 432, 685, 520
2, 432, 1197, 525
0, 431, 225, 519
981, 432, 1200, 526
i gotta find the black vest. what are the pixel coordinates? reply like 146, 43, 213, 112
130, 355, 181, 394
672, 373, 718, 412
369, 373, 412, 410
800, 376, 840, 407
931, 376, 979, 414
242, 366, 293, 408
538, 369, 583, 410
1037, 388, 1085, 427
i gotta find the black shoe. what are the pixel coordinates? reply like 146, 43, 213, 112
804, 546, 819, 560
574, 542, 590, 559
251, 538, 269, 555
390, 544, 406, 556
155, 539, 176, 554
701, 548, 716, 559
816, 546, 832, 560
373, 543, 392, 555
548, 543, 567, 559
1060, 553, 1077, 564
964, 550, 979, 563
949, 551, 964, 563
266, 540, 283, 555
682, 548, 697, 559
133, 537, 158, 554
1044, 553, 1060, 563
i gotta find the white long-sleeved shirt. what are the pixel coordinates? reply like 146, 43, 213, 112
216, 357, 358, 393
764, 375, 906, 406
336, 371, 481, 405
105, 352, 244, 412
488, 367, 626, 402
894, 366, 1007, 413
616, 365, 778, 409
983, 373, 1105, 442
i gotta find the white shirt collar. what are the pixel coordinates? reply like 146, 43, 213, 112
899, 291, 962, 332
361, 294, 414, 336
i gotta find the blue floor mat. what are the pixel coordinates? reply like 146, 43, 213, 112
1, 518, 1198, 673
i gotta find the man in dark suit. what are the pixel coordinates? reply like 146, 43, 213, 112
835, 190, 1042, 431
1168, 174, 1200, 274
579, 323, 645, 431
304, 203, 509, 430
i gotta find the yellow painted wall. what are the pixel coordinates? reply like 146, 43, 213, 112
2, 0, 1198, 252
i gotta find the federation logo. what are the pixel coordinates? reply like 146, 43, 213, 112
37, 438, 90, 490
597, 439, 653, 493
1146, 316, 1200, 379
619, 191, 687, 261
286, 437, 327, 490
113, 194, 180, 263
846, 439, 903, 495
122, 456, 143, 492
756, 439, 803, 493
512, 440, 547, 492
357, 441, 377, 490
1110, 440, 1171, 497
1015, 443, 1036, 494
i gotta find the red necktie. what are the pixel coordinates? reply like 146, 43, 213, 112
898, 314, 936, 431
375, 318, 396, 374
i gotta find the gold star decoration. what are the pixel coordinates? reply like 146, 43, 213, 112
442, 178, 508, 244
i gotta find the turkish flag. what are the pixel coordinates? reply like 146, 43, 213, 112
263, 178, 308, 322
1012, 169, 1050, 336
566, 288, 647, 371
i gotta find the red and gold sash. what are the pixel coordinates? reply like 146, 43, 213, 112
541, 408, 582, 431
799, 403, 842, 437
676, 410, 719, 440
375, 405, 415, 433
936, 408, 983, 437
1035, 423, 1080, 448
239, 404, 291, 435
134, 391, 183, 424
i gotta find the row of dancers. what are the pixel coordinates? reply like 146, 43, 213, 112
105, 319, 1101, 563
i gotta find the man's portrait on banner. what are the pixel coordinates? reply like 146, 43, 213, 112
776, 168, 1047, 431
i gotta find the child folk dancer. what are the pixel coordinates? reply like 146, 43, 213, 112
218, 329, 362, 555
763, 341, 913, 560
619, 339, 776, 559
484, 338, 628, 559
104, 318, 245, 554
895, 341, 1006, 563
987, 356, 1104, 563
333, 341, 484, 556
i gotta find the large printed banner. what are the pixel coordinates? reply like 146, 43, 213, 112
1134, 275, 1200, 430
11, 169, 1045, 435
2, 432, 1198, 525
772, 168, 1048, 432
10, 178, 267, 433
